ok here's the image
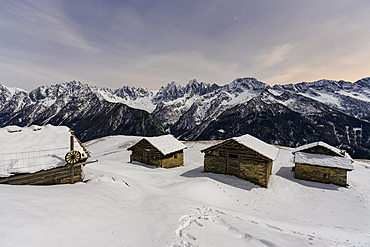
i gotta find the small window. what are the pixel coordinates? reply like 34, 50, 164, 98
323, 173, 329, 179
229, 154, 239, 159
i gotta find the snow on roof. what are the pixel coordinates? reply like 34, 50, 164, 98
139, 135, 187, 155
0, 125, 87, 177
292, 141, 353, 160
0, 125, 86, 154
294, 152, 354, 170
231, 134, 280, 160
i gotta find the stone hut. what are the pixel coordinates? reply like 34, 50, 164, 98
293, 142, 354, 187
127, 135, 187, 168
201, 134, 279, 188
0, 125, 93, 185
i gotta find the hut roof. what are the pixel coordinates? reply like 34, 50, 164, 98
232, 135, 279, 160
202, 134, 279, 161
0, 125, 88, 177
294, 152, 354, 170
1, 125, 86, 154
129, 135, 187, 156
292, 141, 353, 160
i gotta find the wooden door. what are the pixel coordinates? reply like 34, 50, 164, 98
227, 154, 239, 176
143, 149, 151, 164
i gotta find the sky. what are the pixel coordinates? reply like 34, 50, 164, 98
0, 0, 369, 90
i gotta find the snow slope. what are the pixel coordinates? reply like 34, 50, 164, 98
0, 136, 369, 246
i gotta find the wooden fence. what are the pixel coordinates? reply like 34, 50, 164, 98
0, 148, 97, 185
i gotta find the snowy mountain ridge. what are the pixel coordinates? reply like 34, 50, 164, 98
2, 77, 370, 112
0, 81, 166, 142
1, 77, 370, 158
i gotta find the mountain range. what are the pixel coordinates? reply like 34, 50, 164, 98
1, 77, 370, 158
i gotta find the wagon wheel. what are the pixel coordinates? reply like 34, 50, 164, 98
65, 150, 81, 164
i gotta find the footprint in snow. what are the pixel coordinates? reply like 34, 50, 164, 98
173, 206, 260, 246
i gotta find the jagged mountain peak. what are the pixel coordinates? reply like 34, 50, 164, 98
185, 79, 219, 97
0, 85, 29, 108
227, 77, 268, 92
28, 80, 96, 101
153, 79, 219, 102
161, 81, 182, 90
188, 78, 199, 85
153, 81, 185, 102
291, 79, 355, 93
0, 84, 28, 95
54, 80, 88, 92
354, 77, 370, 88
112, 85, 153, 101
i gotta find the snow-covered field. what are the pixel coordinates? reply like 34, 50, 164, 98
1, 135, 369, 246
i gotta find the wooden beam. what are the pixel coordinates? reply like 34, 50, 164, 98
0, 160, 98, 184
70, 135, 74, 151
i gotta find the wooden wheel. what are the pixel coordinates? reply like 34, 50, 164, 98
65, 150, 81, 164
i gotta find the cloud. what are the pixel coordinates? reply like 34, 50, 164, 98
263, 66, 309, 85
0, 1, 100, 55
264, 46, 370, 86
0, 1, 369, 90
256, 43, 294, 68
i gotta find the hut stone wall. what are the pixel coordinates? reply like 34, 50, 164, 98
203, 140, 272, 188
295, 163, 348, 187
129, 139, 184, 168
161, 151, 184, 168
238, 157, 272, 188
204, 155, 227, 174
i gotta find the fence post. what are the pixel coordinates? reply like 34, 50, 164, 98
70, 164, 75, 184
70, 132, 74, 184
70, 133, 74, 151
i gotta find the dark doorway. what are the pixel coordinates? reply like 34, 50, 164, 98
227, 154, 239, 176
143, 149, 151, 164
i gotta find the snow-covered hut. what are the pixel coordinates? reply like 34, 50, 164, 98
0, 125, 92, 185
201, 134, 279, 188
127, 135, 187, 168
293, 142, 354, 187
